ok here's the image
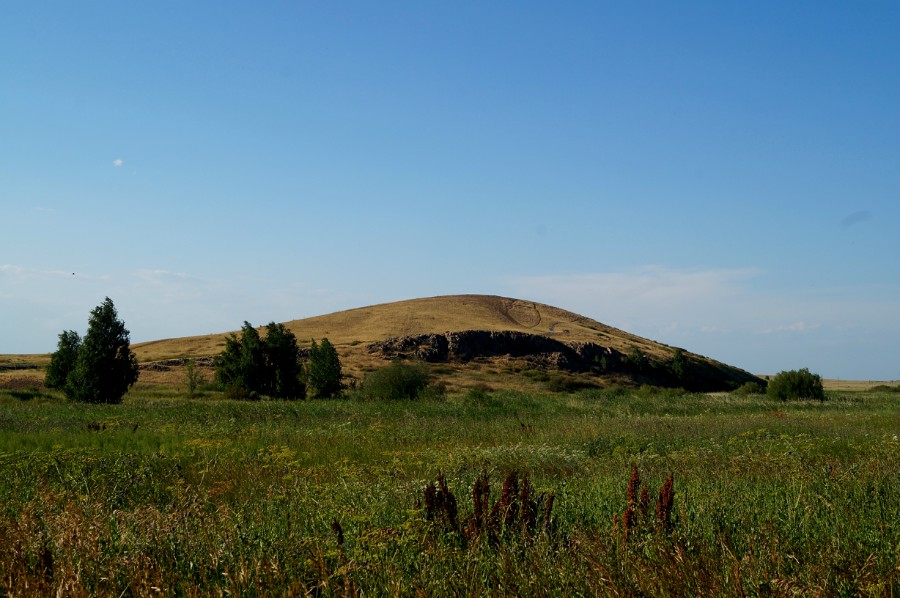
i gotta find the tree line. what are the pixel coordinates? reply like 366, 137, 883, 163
46, 298, 342, 403
214, 321, 342, 400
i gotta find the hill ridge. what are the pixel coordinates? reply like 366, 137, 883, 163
124, 294, 761, 392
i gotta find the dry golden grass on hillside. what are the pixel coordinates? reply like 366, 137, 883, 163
132, 294, 664, 359
5, 295, 892, 392
1, 295, 664, 390
121, 294, 676, 387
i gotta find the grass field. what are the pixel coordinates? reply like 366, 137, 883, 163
1, 382, 898, 596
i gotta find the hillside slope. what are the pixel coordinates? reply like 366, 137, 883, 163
130, 295, 761, 392
132, 295, 664, 361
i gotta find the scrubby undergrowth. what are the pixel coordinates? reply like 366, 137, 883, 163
0, 387, 897, 595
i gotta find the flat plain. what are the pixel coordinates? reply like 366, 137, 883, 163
1, 382, 898, 596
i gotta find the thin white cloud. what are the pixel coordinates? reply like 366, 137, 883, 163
757, 321, 821, 335
506, 266, 758, 317
134, 269, 203, 286
0, 264, 88, 280
113, 158, 123, 167
0, 264, 26, 275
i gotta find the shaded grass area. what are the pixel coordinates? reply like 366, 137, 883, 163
1, 387, 898, 595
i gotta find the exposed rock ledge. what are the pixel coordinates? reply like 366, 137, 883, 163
368, 330, 622, 371
367, 330, 763, 392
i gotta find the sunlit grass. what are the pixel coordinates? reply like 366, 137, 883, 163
1, 386, 897, 595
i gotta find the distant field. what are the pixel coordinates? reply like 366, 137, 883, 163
1, 384, 897, 595
4, 358, 897, 393
822, 378, 900, 391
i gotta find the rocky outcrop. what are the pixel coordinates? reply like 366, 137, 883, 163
367, 330, 763, 392
368, 330, 623, 372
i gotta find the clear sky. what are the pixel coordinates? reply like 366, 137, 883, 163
2, 1, 899, 380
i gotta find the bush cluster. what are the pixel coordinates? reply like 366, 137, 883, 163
215, 322, 307, 399
731, 381, 766, 396
767, 368, 825, 401
358, 361, 433, 400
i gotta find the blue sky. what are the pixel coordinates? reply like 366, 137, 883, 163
2, 1, 899, 380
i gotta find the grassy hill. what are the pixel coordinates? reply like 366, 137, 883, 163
133, 294, 662, 359
3, 295, 762, 391
127, 294, 757, 391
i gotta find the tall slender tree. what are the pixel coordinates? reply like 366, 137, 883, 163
64, 298, 139, 404
45, 330, 81, 390
263, 322, 304, 399
306, 338, 342, 398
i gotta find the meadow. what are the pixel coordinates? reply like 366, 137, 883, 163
1, 384, 897, 596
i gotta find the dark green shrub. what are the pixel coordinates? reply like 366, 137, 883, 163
215, 322, 267, 398
263, 323, 305, 399
871, 384, 900, 393
731, 381, 766, 396
359, 361, 430, 400
546, 374, 598, 393
767, 368, 825, 401
625, 348, 650, 374
306, 338, 343, 398
635, 384, 688, 397
215, 322, 305, 399
669, 348, 690, 385
45, 330, 81, 390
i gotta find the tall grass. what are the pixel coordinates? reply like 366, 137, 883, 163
0, 386, 897, 595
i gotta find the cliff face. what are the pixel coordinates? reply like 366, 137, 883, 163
368, 330, 763, 392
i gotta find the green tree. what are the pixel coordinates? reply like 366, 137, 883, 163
65, 298, 139, 404
670, 348, 690, 386
263, 322, 304, 399
306, 337, 342, 398
45, 330, 81, 390
215, 322, 267, 399
767, 368, 825, 401
214, 322, 305, 399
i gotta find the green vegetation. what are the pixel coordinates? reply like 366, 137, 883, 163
264, 323, 306, 399
669, 347, 689, 386
215, 322, 305, 399
306, 337, 342, 399
0, 383, 897, 595
767, 368, 825, 401
731, 380, 766, 396
357, 360, 433, 400
45, 297, 139, 404
44, 330, 80, 390
183, 358, 204, 399
872, 384, 900, 393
